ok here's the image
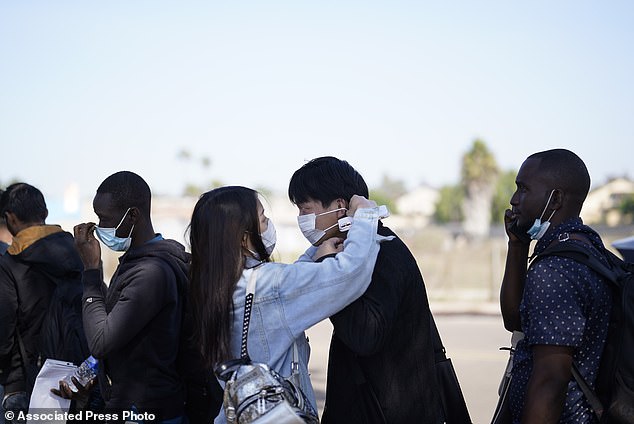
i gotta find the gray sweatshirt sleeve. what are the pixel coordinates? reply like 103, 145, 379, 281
82, 262, 175, 358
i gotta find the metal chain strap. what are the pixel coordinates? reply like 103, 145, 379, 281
240, 292, 254, 360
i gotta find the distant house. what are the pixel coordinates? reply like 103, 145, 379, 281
394, 185, 439, 228
581, 177, 634, 226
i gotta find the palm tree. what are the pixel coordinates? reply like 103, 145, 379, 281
460, 139, 499, 240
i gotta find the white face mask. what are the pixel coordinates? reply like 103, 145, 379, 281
260, 218, 276, 255
526, 190, 557, 240
245, 218, 276, 267
94, 208, 134, 251
297, 207, 348, 245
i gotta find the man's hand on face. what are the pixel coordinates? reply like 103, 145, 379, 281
504, 209, 532, 245
74, 223, 102, 270
346, 195, 377, 217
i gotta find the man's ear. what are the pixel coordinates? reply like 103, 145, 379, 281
127, 207, 140, 225
4, 211, 23, 237
4, 211, 14, 224
551, 189, 564, 210
335, 198, 348, 216
4, 211, 17, 231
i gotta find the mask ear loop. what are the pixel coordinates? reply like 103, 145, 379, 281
310, 206, 348, 236
115, 208, 134, 239
125, 224, 135, 239
316, 207, 347, 218
115, 208, 132, 230
538, 190, 556, 221
322, 222, 339, 232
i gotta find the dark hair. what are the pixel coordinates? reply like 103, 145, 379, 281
96, 171, 151, 215
187, 186, 269, 367
288, 156, 369, 207
527, 149, 591, 204
0, 183, 48, 223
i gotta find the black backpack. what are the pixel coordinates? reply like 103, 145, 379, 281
17, 266, 89, 393
152, 255, 224, 424
536, 238, 634, 423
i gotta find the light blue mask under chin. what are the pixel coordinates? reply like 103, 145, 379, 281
526, 190, 556, 241
526, 218, 552, 240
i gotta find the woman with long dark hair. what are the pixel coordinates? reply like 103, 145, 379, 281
188, 186, 386, 422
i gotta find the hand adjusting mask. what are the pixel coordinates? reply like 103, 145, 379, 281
95, 208, 134, 251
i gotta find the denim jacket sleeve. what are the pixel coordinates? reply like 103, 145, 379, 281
294, 246, 317, 263
273, 206, 390, 337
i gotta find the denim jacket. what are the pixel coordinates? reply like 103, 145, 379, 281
215, 206, 390, 422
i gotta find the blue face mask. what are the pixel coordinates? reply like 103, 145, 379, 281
526, 190, 557, 240
94, 208, 134, 251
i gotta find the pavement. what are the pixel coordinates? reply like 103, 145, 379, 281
430, 300, 501, 316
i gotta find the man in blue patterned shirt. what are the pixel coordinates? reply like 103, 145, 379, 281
500, 149, 612, 423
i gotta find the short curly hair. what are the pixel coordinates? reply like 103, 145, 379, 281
527, 149, 591, 204
96, 171, 152, 215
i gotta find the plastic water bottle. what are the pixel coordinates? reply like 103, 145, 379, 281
64, 355, 98, 392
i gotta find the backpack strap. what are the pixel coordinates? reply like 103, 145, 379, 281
571, 362, 604, 420
15, 326, 30, 382
10, 267, 39, 392
532, 232, 620, 285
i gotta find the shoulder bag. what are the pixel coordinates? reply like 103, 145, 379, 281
431, 314, 472, 424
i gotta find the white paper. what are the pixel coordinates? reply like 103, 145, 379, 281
27, 358, 76, 423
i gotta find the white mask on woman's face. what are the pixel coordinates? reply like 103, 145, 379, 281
260, 218, 276, 255
297, 207, 347, 246
245, 218, 277, 267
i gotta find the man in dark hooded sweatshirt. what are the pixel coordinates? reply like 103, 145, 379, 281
72, 171, 193, 423
0, 183, 85, 420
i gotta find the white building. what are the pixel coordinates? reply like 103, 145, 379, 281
394, 185, 439, 228
582, 177, 634, 226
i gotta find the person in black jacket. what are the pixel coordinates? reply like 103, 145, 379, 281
288, 157, 442, 424
0, 183, 85, 422
69, 171, 219, 423
0, 190, 10, 255
0, 189, 6, 424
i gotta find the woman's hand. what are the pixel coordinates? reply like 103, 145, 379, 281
313, 237, 344, 261
346, 195, 377, 217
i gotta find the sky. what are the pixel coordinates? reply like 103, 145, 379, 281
1, 1, 633, 211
